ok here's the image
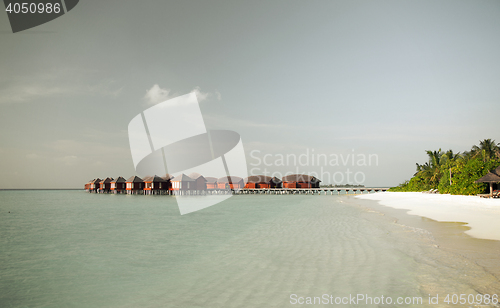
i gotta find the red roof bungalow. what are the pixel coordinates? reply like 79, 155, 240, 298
171, 174, 195, 191
143, 175, 167, 193
89, 178, 101, 192
110, 177, 126, 193
205, 177, 218, 190
282, 174, 321, 188
217, 176, 244, 190
126, 176, 144, 193
245, 175, 282, 189
188, 173, 207, 191
99, 177, 114, 193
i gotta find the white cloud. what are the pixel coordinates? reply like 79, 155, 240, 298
192, 86, 210, 102
191, 86, 222, 102
143, 84, 172, 105
87, 79, 123, 98
0, 70, 122, 104
144, 84, 222, 105
215, 90, 222, 100
0, 85, 67, 103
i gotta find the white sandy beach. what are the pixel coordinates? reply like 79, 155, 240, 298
356, 192, 500, 241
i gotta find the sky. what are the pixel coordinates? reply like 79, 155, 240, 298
0, 0, 499, 188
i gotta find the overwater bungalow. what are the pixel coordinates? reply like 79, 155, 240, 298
126, 176, 144, 194
217, 176, 244, 190
245, 175, 282, 189
271, 177, 282, 188
171, 174, 195, 194
188, 173, 207, 191
282, 174, 321, 188
205, 177, 218, 190
143, 175, 167, 194
161, 174, 174, 192
89, 178, 101, 192
99, 177, 114, 193
110, 176, 126, 194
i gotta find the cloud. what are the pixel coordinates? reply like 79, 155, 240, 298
0, 84, 67, 103
0, 70, 123, 104
191, 86, 222, 102
144, 84, 221, 105
87, 79, 123, 98
144, 84, 172, 105
192, 86, 210, 102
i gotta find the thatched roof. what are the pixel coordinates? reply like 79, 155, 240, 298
111, 177, 126, 183
494, 165, 500, 175
245, 175, 272, 183
217, 176, 243, 183
90, 178, 102, 184
187, 172, 206, 181
126, 176, 144, 183
162, 174, 174, 181
143, 175, 166, 183
272, 176, 282, 184
205, 177, 218, 183
171, 174, 195, 182
245, 175, 281, 183
101, 177, 114, 184
475, 170, 500, 183
282, 174, 321, 183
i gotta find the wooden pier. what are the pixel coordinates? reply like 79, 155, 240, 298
236, 188, 389, 195
89, 187, 389, 195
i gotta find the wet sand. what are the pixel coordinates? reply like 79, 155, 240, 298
347, 195, 500, 298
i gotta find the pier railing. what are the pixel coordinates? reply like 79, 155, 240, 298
237, 188, 389, 195
87, 187, 389, 195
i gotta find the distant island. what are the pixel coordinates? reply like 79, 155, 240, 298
390, 139, 500, 195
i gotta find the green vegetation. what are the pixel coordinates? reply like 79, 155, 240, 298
390, 139, 500, 195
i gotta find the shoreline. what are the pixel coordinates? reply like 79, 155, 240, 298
347, 193, 500, 296
356, 192, 500, 241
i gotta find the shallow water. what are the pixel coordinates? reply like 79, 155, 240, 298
0, 191, 497, 307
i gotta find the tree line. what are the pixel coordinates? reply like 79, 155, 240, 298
390, 139, 500, 195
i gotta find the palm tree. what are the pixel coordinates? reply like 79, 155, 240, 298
442, 149, 460, 162
471, 139, 500, 161
460, 150, 474, 162
414, 149, 444, 186
426, 149, 444, 184
426, 149, 443, 168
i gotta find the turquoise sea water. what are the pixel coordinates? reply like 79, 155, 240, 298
0, 191, 493, 307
